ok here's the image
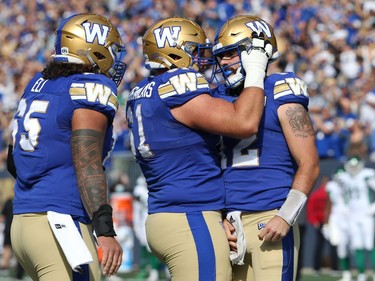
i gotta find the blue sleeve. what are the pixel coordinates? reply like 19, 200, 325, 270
158, 68, 211, 107
267, 72, 309, 110
69, 74, 118, 121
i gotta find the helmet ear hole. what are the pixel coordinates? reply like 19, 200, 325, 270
94, 52, 106, 60
169, 54, 181, 60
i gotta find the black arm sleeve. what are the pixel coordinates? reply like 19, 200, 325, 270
7, 145, 17, 179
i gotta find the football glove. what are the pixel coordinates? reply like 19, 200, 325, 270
241, 31, 273, 89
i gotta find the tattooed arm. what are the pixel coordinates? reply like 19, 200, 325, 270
258, 103, 319, 242
278, 103, 320, 197
71, 128, 107, 215
71, 108, 107, 217
71, 108, 122, 277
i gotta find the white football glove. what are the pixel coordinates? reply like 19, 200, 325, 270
225, 66, 243, 88
241, 32, 273, 89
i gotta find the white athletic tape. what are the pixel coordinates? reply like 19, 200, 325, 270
276, 189, 307, 226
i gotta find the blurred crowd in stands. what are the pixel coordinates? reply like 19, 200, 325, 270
0, 1, 374, 279
0, 0, 374, 167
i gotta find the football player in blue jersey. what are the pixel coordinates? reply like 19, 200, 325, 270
7, 13, 126, 281
211, 15, 320, 281
126, 17, 272, 281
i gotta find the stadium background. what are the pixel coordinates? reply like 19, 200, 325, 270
0, 0, 374, 280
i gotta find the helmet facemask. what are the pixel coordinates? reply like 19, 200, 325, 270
107, 43, 127, 86
182, 39, 214, 72
212, 38, 252, 88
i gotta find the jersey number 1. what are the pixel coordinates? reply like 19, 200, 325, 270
129, 104, 153, 158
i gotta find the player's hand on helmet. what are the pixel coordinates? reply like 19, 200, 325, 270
241, 31, 273, 89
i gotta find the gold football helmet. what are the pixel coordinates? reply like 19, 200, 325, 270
52, 13, 126, 86
142, 17, 213, 71
212, 15, 279, 88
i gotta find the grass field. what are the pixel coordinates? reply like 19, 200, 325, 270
300, 272, 341, 281
301, 275, 339, 281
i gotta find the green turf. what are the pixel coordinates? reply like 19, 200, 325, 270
300, 273, 340, 281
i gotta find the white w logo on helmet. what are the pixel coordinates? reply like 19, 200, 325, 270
82, 22, 110, 46
153, 26, 181, 48
245, 21, 272, 38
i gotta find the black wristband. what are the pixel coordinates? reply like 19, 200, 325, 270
92, 204, 117, 237
7, 145, 17, 178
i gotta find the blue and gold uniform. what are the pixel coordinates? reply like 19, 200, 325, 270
11, 72, 118, 281
12, 73, 117, 219
127, 67, 231, 281
214, 72, 309, 281
218, 73, 309, 212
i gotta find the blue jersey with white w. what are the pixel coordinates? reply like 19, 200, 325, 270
12, 72, 118, 222
213, 72, 309, 212
126, 68, 224, 214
